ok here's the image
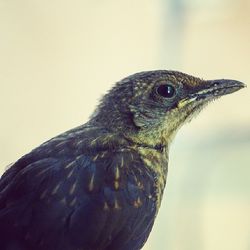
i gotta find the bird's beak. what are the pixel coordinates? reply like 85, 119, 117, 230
178, 79, 246, 108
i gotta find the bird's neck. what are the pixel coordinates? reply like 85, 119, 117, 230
125, 122, 176, 151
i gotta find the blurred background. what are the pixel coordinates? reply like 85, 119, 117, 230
0, 0, 249, 249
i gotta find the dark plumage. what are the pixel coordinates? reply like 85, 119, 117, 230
0, 70, 245, 250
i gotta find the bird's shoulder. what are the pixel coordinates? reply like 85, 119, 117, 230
0, 125, 158, 249
0, 125, 162, 212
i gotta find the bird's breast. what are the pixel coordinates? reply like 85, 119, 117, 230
137, 147, 169, 213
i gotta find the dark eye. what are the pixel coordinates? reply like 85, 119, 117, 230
156, 84, 176, 98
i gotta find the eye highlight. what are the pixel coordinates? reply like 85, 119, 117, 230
156, 84, 176, 98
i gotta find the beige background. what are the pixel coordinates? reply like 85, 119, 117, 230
0, 0, 250, 249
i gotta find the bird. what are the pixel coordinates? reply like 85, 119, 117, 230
0, 70, 245, 250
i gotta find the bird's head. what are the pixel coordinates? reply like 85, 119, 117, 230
92, 70, 245, 148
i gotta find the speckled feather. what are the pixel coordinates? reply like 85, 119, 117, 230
0, 70, 244, 250
0, 126, 160, 250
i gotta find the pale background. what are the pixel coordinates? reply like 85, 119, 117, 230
0, 0, 250, 249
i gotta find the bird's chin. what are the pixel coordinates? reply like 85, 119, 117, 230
173, 99, 211, 126
162, 100, 209, 143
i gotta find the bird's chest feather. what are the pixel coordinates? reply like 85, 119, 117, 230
58, 148, 160, 250
137, 147, 168, 212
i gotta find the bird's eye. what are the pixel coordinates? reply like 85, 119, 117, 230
156, 84, 176, 98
